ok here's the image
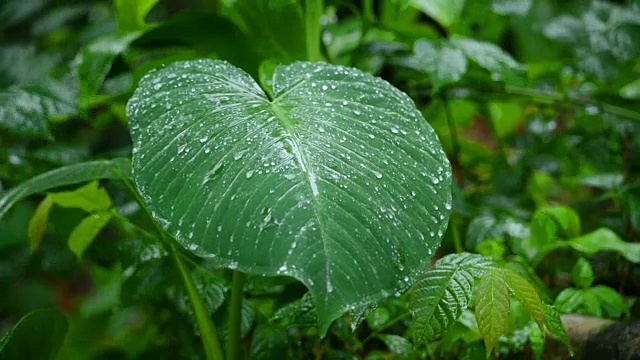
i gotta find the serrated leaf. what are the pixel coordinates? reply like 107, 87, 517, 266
0, 159, 130, 220
47, 181, 112, 213
250, 324, 289, 360
475, 269, 510, 355
28, 196, 54, 253
501, 269, 544, 333
410, 253, 492, 343
127, 59, 452, 333
0, 309, 68, 360
542, 304, 573, 354
410, 0, 465, 28
0, 78, 77, 138
272, 292, 318, 328
68, 212, 112, 259
413, 39, 467, 91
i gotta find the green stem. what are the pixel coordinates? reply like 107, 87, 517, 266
305, 0, 323, 62
442, 95, 461, 179
173, 245, 224, 360
227, 271, 247, 360
451, 214, 463, 253
480, 102, 508, 164
122, 179, 224, 360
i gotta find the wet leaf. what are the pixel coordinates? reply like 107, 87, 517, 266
127, 59, 452, 333
0, 78, 77, 138
491, 0, 531, 16
410, 0, 465, 28
410, 253, 493, 344
413, 39, 467, 91
475, 268, 510, 355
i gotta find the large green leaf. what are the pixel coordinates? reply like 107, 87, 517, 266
0, 309, 68, 360
0, 158, 131, 220
410, 253, 493, 344
127, 59, 452, 333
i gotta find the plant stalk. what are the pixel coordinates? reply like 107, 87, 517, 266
122, 180, 223, 360
173, 245, 225, 360
227, 270, 246, 360
305, 0, 323, 61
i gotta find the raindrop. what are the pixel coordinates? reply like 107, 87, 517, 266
391, 128, 399, 134
234, 149, 248, 160
353, 109, 362, 116
246, 170, 255, 179
228, 262, 238, 270
373, 171, 383, 179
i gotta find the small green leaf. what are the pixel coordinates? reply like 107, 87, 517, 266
77, 32, 141, 108
569, 228, 640, 263
48, 181, 112, 213
475, 269, 510, 355
0, 158, 130, 220
250, 324, 289, 360
411, 253, 493, 344
272, 292, 318, 328
542, 304, 573, 354
450, 38, 524, 79
378, 334, 414, 356
413, 39, 467, 91
114, 0, 159, 32
491, 0, 531, 16
572, 258, 594, 288
591, 285, 629, 318
27, 196, 54, 253
620, 78, 640, 99
501, 269, 545, 333
68, 211, 113, 259
410, 0, 465, 27
0, 309, 68, 360
554, 288, 583, 314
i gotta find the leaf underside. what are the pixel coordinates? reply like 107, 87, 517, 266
127, 59, 452, 332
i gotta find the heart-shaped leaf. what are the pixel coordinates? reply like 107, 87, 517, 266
127, 59, 452, 332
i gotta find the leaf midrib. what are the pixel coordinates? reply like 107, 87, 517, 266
269, 101, 332, 294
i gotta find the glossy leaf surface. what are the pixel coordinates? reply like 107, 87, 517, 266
127, 59, 452, 332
